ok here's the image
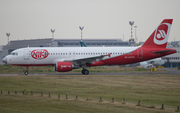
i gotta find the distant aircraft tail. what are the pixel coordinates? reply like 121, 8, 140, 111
142, 19, 173, 48
80, 41, 87, 47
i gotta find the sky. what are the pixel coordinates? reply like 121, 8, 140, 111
0, 0, 180, 45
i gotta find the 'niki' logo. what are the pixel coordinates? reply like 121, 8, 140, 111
31, 49, 49, 59
154, 23, 171, 45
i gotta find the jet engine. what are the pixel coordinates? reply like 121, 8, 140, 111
140, 61, 148, 68
55, 62, 79, 72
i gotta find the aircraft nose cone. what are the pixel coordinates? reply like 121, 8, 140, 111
2, 57, 7, 64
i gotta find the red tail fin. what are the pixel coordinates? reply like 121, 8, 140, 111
142, 19, 173, 48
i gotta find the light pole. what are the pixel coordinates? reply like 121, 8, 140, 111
51, 29, 55, 47
79, 26, 84, 42
6, 33, 10, 45
129, 21, 134, 46
129, 21, 134, 39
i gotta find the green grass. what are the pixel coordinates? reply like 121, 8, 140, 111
0, 73, 179, 113
0, 65, 166, 74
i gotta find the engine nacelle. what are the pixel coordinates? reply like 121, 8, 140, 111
55, 62, 73, 72
153, 60, 165, 66
55, 62, 79, 72
140, 61, 148, 68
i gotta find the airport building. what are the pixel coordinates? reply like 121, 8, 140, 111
0, 38, 180, 67
2, 38, 128, 55
162, 45, 180, 67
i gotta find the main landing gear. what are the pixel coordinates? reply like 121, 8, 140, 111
81, 64, 89, 75
82, 69, 89, 75
24, 66, 29, 75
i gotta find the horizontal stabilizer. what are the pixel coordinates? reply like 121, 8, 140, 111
153, 50, 174, 54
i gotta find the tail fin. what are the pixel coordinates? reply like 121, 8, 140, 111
80, 41, 87, 47
142, 19, 173, 48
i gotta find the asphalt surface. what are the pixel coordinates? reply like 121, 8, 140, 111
0, 68, 179, 76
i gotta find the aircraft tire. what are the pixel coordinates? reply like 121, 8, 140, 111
84, 70, 89, 75
82, 69, 89, 75
24, 71, 29, 75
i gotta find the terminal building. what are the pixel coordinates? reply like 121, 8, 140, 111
2, 38, 128, 55
0, 38, 180, 67
162, 45, 180, 67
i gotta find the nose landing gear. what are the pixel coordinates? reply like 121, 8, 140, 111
24, 66, 29, 75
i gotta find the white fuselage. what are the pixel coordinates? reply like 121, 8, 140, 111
5, 46, 139, 66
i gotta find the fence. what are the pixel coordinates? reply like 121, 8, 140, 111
0, 90, 179, 112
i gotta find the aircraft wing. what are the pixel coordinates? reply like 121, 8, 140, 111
64, 53, 111, 65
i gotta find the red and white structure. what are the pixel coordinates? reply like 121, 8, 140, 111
129, 21, 134, 39
79, 26, 84, 41
129, 21, 134, 45
51, 29, 55, 47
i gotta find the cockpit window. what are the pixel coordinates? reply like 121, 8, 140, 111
10, 52, 18, 55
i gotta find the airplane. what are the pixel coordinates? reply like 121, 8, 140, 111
2, 19, 176, 75
140, 57, 165, 68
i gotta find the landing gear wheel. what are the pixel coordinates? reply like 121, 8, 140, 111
24, 71, 29, 75
24, 66, 29, 75
82, 69, 89, 75
84, 70, 89, 75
